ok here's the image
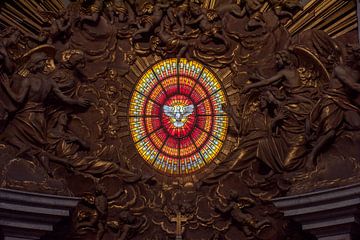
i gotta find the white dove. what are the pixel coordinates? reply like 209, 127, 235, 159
163, 104, 194, 128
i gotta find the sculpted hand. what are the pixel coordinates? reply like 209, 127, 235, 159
77, 97, 92, 108
249, 70, 264, 81
0, 72, 10, 87
242, 85, 251, 94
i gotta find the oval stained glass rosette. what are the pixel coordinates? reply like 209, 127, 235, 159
129, 59, 228, 176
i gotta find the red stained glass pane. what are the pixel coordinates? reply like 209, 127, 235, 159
149, 128, 167, 149
162, 77, 178, 96
145, 101, 161, 116
149, 84, 167, 105
145, 117, 161, 133
179, 76, 196, 95
190, 84, 208, 104
179, 137, 197, 157
196, 116, 213, 133
196, 99, 212, 115
162, 137, 179, 158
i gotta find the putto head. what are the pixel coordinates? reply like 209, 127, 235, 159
61, 49, 86, 69
275, 50, 295, 68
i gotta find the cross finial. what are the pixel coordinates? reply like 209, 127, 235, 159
170, 212, 188, 240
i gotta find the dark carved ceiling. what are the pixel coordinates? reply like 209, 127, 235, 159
0, 0, 359, 239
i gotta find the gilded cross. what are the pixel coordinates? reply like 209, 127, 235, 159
170, 212, 187, 240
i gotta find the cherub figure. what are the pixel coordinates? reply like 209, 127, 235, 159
78, 183, 124, 240
188, 8, 229, 50
27, 10, 72, 44
242, 0, 266, 30
259, 90, 289, 136
166, 0, 201, 33
216, 190, 270, 237
107, 0, 131, 24
132, 1, 169, 40
0, 28, 21, 74
78, 0, 115, 28
152, 20, 193, 59
216, 1, 246, 19
94, 184, 109, 240
108, 211, 143, 240
269, 0, 302, 19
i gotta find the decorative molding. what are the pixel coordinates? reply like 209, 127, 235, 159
273, 183, 360, 240
0, 188, 80, 240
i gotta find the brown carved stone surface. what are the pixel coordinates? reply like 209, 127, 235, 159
0, 0, 359, 239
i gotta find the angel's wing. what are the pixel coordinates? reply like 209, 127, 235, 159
183, 104, 194, 117
292, 45, 331, 87
163, 105, 175, 118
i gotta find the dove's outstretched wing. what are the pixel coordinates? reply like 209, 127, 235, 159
183, 104, 194, 117
163, 105, 175, 118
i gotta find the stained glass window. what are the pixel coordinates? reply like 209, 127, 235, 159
129, 59, 228, 175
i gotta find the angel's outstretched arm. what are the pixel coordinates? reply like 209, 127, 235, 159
243, 71, 285, 93
187, 15, 204, 25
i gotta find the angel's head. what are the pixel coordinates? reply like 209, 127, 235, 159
9, 29, 21, 44
54, 112, 68, 127
28, 52, 49, 73
95, 183, 107, 195
2, 27, 21, 45
125, 51, 136, 65
61, 49, 86, 70
189, 4, 202, 16
0, 107, 8, 122
141, 2, 154, 15
228, 189, 239, 201
259, 92, 270, 110
59, 10, 70, 21
206, 9, 219, 21
114, 0, 128, 21
346, 44, 360, 68
119, 211, 136, 223
150, 36, 161, 52
275, 50, 294, 69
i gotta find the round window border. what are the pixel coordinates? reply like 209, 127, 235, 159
128, 58, 230, 177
